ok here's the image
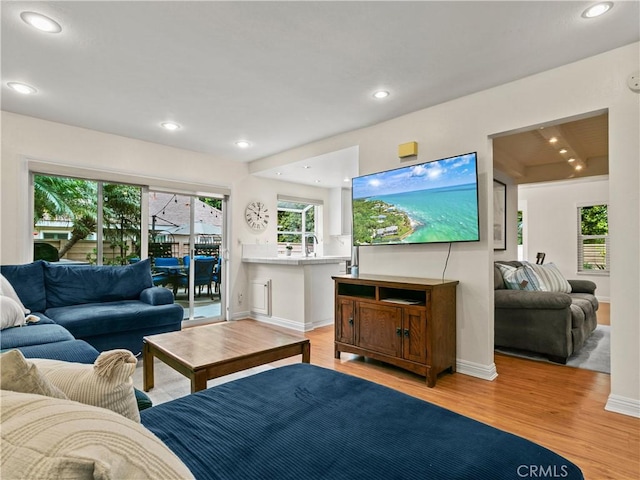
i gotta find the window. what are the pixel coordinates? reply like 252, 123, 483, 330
42, 232, 70, 240
33, 174, 142, 265
578, 204, 609, 273
277, 198, 319, 254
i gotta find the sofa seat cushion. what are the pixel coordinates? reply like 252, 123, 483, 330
0, 324, 74, 350
28, 313, 56, 324
44, 259, 154, 308
570, 292, 599, 311
46, 300, 180, 339
570, 297, 595, 328
19, 339, 100, 364
569, 304, 585, 329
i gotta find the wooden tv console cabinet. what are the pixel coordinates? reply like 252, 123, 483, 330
333, 274, 458, 387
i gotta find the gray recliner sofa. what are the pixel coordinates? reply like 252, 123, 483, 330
494, 261, 598, 363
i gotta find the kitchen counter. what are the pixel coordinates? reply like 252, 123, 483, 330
242, 255, 349, 331
242, 255, 349, 266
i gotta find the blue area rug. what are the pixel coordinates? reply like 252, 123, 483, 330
496, 325, 610, 374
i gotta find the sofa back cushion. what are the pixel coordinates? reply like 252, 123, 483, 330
0, 261, 46, 313
44, 259, 154, 308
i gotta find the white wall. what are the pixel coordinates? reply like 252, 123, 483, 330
250, 43, 640, 413
518, 176, 610, 300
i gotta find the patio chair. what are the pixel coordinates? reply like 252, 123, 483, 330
152, 257, 180, 287
173, 257, 215, 299
212, 256, 222, 297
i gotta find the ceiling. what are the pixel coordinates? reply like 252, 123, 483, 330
2, 1, 638, 185
493, 112, 610, 185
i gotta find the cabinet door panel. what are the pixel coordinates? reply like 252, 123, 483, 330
403, 307, 427, 364
357, 302, 402, 357
336, 298, 355, 344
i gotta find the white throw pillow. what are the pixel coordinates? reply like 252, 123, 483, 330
32, 349, 141, 422
1, 296, 28, 330
1, 390, 195, 480
0, 273, 29, 314
524, 262, 572, 293
0, 349, 68, 399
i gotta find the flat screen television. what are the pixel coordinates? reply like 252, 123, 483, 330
352, 152, 480, 246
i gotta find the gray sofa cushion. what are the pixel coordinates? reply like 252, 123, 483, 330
570, 292, 599, 311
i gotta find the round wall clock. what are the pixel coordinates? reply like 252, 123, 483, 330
245, 201, 269, 231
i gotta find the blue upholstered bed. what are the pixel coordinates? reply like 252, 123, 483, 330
141, 364, 583, 480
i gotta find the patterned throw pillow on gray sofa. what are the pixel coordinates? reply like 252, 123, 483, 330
496, 263, 543, 291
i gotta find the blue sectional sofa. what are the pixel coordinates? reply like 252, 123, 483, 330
0, 259, 183, 356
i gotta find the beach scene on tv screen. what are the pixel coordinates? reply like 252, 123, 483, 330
352, 153, 479, 245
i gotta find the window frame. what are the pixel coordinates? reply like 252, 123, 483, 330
276, 196, 322, 254
577, 203, 610, 274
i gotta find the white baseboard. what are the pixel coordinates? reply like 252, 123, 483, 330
605, 394, 640, 418
245, 313, 333, 332
231, 309, 251, 320
247, 313, 305, 332
456, 358, 498, 381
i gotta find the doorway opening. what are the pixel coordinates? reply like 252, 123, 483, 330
148, 191, 225, 323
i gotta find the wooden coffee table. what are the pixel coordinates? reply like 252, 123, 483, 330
143, 321, 310, 393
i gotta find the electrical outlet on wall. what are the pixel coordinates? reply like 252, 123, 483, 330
237, 292, 243, 305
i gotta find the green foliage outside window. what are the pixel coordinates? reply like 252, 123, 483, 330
580, 205, 608, 235
579, 205, 608, 271
517, 210, 523, 246
277, 202, 315, 244
34, 175, 142, 264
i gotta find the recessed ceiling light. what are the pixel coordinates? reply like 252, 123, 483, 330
7, 82, 37, 94
343, 177, 350, 182
276, 172, 282, 176
235, 140, 250, 148
160, 122, 181, 131
20, 11, 62, 33
559, 149, 568, 154
582, 2, 613, 18
373, 90, 390, 99
575, 165, 584, 171
303, 165, 311, 169
548, 137, 558, 143
314, 180, 321, 183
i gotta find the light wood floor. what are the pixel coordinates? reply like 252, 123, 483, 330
598, 301, 610, 325
256, 317, 637, 480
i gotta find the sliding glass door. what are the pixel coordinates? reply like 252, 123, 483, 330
148, 191, 225, 322
32, 172, 226, 324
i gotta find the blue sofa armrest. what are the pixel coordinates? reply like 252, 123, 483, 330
140, 286, 174, 306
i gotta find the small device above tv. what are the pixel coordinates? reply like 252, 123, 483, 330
352, 152, 480, 246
